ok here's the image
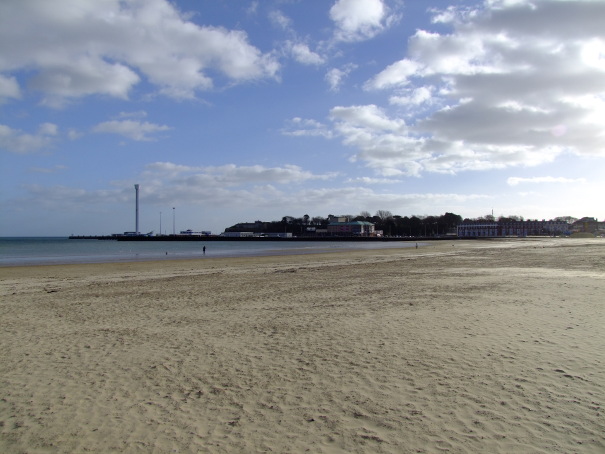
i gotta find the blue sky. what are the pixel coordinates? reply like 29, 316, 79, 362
1, 0, 603, 236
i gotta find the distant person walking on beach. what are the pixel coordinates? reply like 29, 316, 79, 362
203, 246, 206, 255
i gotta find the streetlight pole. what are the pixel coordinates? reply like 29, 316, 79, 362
172, 207, 175, 235
134, 184, 140, 235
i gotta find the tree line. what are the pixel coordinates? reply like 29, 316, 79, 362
225, 212, 579, 237
225, 211, 464, 237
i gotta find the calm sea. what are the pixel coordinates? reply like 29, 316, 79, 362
0, 237, 419, 267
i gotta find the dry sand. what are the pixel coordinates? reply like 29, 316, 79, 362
1, 238, 603, 453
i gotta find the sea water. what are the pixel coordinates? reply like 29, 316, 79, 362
0, 237, 419, 267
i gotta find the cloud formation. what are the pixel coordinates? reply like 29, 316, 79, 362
507, 176, 587, 186
0, 74, 20, 99
332, 0, 605, 176
144, 162, 334, 187
19, 161, 487, 222
282, 118, 334, 138
325, 64, 357, 91
0, 0, 279, 105
2, 1, 603, 235
0, 123, 59, 154
330, 0, 398, 42
92, 120, 171, 142
287, 42, 325, 66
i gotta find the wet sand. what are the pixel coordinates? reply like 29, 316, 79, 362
1, 238, 603, 453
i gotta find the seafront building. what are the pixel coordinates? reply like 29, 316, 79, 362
457, 219, 570, 237
327, 220, 376, 236
206, 212, 603, 240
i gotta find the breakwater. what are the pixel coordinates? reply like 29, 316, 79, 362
69, 235, 453, 242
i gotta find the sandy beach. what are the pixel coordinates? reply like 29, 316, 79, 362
1, 238, 603, 453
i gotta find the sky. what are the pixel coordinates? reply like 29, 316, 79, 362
1, 0, 604, 236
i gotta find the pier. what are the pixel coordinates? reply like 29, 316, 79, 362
69, 234, 454, 242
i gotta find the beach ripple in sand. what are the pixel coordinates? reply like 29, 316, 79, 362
0, 239, 604, 453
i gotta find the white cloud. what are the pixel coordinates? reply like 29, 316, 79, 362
326, 68, 345, 91
29, 165, 68, 174
143, 162, 334, 187
0, 123, 58, 154
18, 168, 487, 225
325, 64, 357, 91
287, 42, 325, 65
92, 120, 171, 141
0, 0, 279, 104
203, 164, 333, 186
269, 10, 292, 30
0, 74, 20, 100
507, 176, 587, 186
331, 105, 406, 133
390, 86, 434, 106
246, 2, 259, 17
330, 0, 398, 42
67, 129, 83, 141
38, 123, 58, 136
28, 58, 141, 108
270, 8, 324, 67
324, 0, 605, 176
282, 118, 333, 138
118, 111, 148, 119
364, 59, 421, 90
127, 162, 340, 210
347, 177, 402, 184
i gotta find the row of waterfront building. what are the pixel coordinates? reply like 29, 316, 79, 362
223, 219, 376, 238
457, 217, 604, 238
457, 220, 568, 238
223, 216, 603, 238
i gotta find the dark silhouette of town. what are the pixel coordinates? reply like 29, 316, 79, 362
224, 213, 601, 238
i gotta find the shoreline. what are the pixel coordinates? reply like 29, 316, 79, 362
0, 238, 516, 275
1, 238, 603, 453
0, 237, 568, 270
1, 237, 431, 268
